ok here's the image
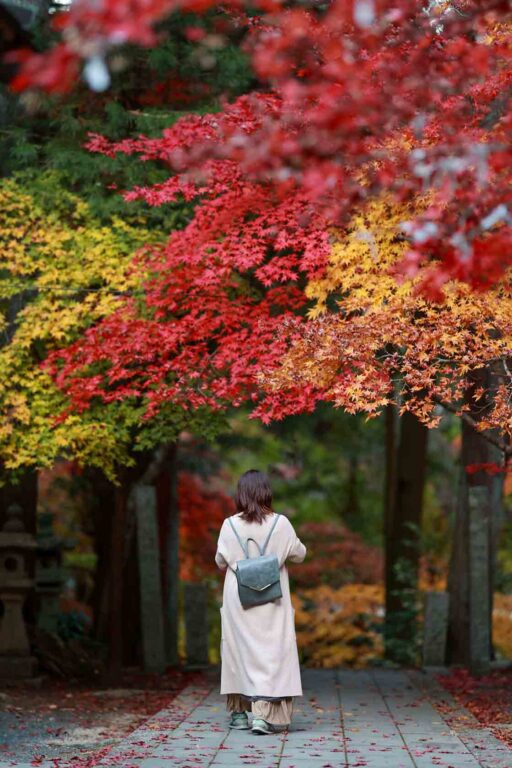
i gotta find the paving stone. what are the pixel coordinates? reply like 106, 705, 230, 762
280, 761, 348, 768
432, 760, 484, 766
23, 668, 507, 768
210, 755, 279, 765
346, 756, 415, 767
0, 764, 49, 768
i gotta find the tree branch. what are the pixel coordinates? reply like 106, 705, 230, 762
433, 396, 512, 457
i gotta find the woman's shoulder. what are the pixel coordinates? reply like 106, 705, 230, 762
221, 512, 243, 529
222, 511, 292, 528
275, 513, 294, 530
268, 512, 294, 534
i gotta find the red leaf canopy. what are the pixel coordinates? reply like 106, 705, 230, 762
32, 0, 512, 421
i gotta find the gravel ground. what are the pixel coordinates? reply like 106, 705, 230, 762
0, 669, 203, 764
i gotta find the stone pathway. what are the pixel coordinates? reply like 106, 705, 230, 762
1, 669, 511, 767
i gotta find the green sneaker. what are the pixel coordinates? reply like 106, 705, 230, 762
251, 717, 277, 735
229, 711, 249, 730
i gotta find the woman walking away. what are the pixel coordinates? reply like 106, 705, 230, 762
215, 469, 306, 735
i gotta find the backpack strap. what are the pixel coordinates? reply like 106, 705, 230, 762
228, 517, 248, 558
245, 538, 263, 557
261, 513, 281, 555
229, 513, 281, 558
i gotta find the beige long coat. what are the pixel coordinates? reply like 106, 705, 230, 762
215, 512, 306, 698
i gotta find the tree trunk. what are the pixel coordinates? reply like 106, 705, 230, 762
384, 403, 397, 625
87, 470, 116, 643
156, 444, 180, 666
488, 452, 504, 660
487, 360, 506, 660
385, 410, 428, 663
106, 483, 128, 681
447, 367, 500, 670
343, 455, 361, 526
122, 512, 141, 666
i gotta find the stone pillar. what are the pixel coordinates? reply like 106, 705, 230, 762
0, 504, 37, 678
134, 484, 166, 674
422, 591, 449, 667
184, 583, 209, 668
468, 487, 491, 675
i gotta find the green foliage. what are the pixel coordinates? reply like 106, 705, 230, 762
0, 8, 254, 480
385, 521, 423, 667
215, 404, 386, 544
1, 8, 253, 227
0, 171, 226, 479
57, 610, 91, 640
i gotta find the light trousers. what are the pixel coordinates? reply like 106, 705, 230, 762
226, 694, 293, 725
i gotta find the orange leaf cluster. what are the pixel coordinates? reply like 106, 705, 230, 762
262, 199, 512, 442
293, 584, 385, 668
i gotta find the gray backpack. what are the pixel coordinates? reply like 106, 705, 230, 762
228, 514, 282, 609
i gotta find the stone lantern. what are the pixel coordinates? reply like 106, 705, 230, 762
36, 511, 65, 635
0, 504, 37, 678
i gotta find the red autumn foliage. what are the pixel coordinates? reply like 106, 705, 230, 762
292, 522, 384, 589
465, 462, 506, 476
7, 1, 504, 435
438, 668, 512, 748
2, 670, 207, 767
179, 472, 235, 582
11, 0, 512, 292
44, 99, 331, 421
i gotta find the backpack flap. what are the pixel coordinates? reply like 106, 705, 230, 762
236, 554, 280, 591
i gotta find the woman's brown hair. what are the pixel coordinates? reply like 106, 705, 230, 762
235, 469, 273, 523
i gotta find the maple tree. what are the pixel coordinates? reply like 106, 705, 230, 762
291, 521, 383, 589
0, 172, 225, 479
262, 197, 512, 449
5, 0, 512, 678
8, 0, 512, 292
46, 185, 512, 460
19, 1, 506, 446
44, 108, 330, 421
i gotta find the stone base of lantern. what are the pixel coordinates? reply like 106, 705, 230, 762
0, 654, 37, 679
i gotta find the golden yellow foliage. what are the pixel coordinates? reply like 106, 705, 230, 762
493, 593, 512, 660
0, 173, 159, 476
293, 581, 512, 668
265, 197, 512, 437
293, 584, 385, 668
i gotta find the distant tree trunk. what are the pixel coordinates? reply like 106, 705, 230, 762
157, 444, 180, 666
384, 403, 397, 622
122, 511, 141, 666
167, 445, 180, 666
89, 452, 177, 674
385, 410, 428, 662
107, 482, 128, 681
487, 360, 506, 660
488, 448, 504, 660
88, 471, 116, 643
343, 455, 361, 526
448, 366, 504, 668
